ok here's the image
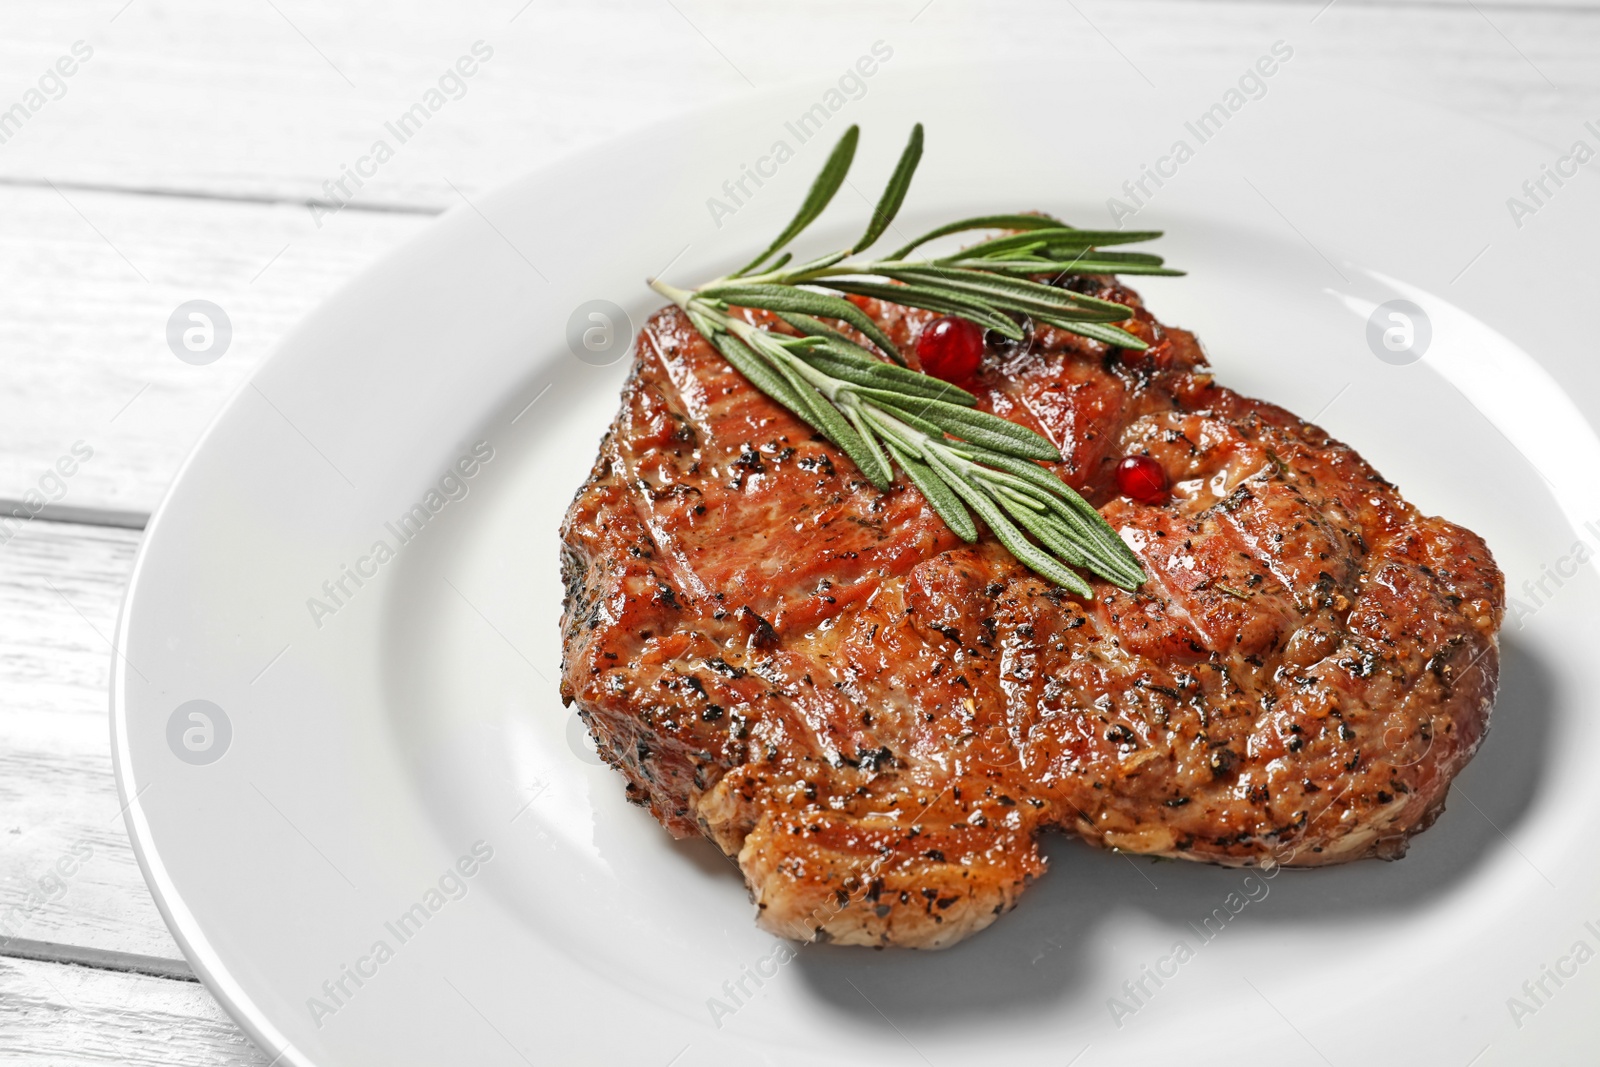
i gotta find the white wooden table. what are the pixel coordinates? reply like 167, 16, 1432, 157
1, 1, 1593, 1061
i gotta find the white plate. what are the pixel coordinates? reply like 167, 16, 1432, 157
113, 59, 1600, 1066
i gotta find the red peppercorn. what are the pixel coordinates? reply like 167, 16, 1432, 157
1115, 454, 1168, 505
915, 316, 984, 383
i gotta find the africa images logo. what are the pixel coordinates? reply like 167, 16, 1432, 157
306, 841, 495, 1029
166, 700, 232, 765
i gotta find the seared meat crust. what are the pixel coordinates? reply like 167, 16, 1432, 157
558, 281, 1504, 949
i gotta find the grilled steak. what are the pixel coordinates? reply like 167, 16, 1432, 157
558, 279, 1504, 949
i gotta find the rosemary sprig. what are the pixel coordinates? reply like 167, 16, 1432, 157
649, 124, 1169, 595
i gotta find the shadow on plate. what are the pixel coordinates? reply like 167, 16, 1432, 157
786, 635, 1557, 1023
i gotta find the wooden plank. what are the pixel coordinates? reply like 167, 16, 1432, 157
0, 183, 424, 511
0, 520, 184, 960
0, 0, 741, 208
0, 956, 269, 1066
0, 0, 1591, 209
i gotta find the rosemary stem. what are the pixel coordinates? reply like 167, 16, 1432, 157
993, 484, 1049, 513
857, 402, 931, 458
648, 277, 695, 308
725, 317, 846, 401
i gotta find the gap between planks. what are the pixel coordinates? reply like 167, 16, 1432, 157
0, 500, 149, 530
0, 937, 194, 983
0, 176, 446, 217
